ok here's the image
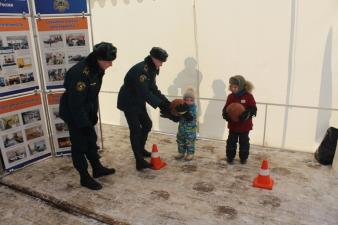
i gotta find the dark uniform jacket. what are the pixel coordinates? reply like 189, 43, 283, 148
224, 92, 256, 132
59, 57, 104, 128
117, 56, 167, 112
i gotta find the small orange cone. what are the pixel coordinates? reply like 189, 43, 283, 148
150, 144, 167, 170
253, 159, 274, 190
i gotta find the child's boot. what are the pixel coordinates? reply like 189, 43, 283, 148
175, 153, 185, 160
185, 153, 194, 161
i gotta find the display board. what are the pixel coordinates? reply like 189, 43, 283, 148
0, 94, 51, 171
0, 17, 39, 97
36, 17, 90, 89
47, 92, 71, 155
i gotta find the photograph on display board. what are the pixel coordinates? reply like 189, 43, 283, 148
6, 36, 29, 51
17, 56, 32, 68
0, 114, 21, 131
19, 72, 34, 83
0, 46, 14, 54
66, 33, 86, 47
57, 136, 71, 149
6, 147, 27, 164
68, 51, 86, 65
45, 52, 65, 65
52, 107, 60, 119
21, 109, 41, 125
7, 74, 21, 86
24, 125, 44, 141
42, 34, 64, 48
0, 77, 5, 87
2, 54, 16, 67
2, 131, 24, 148
28, 139, 47, 156
48, 68, 66, 82
55, 122, 68, 134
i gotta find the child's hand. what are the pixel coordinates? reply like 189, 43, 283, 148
222, 110, 230, 122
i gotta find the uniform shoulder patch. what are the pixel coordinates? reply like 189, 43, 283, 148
143, 64, 148, 72
83, 67, 90, 76
139, 74, 147, 83
76, 81, 86, 92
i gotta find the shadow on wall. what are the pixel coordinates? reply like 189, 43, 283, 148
158, 57, 203, 133
90, 0, 147, 8
199, 80, 226, 139
315, 28, 333, 142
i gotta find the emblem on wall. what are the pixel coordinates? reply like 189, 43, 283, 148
53, 0, 70, 12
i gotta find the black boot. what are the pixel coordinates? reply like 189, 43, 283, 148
93, 166, 116, 178
136, 160, 153, 171
226, 157, 234, 165
142, 149, 151, 158
80, 172, 102, 190
91, 159, 116, 178
240, 158, 247, 164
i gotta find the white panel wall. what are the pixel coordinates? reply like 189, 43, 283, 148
91, 0, 338, 152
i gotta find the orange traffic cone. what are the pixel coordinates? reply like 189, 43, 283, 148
253, 159, 274, 190
150, 144, 167, 170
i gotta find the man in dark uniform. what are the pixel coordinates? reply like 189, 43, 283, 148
117, 47, 174, 171
59, 42, 117, 190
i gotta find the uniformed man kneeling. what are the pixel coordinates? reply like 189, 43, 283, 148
59, 42, 117, 190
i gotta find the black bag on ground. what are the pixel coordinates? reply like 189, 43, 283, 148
314, 127, 338, 165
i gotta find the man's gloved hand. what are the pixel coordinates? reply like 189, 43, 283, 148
160, 113, 180, 122
222, 110, 230, 122
175, 103, 188, 114
183, 112, 193, 122
81, 126, 92, 136
159, 100, 171, 115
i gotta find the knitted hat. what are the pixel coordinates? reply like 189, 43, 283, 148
183, 87, 195, 100
93, 42, 117, 61
150, 47, 168, 62
229, 75, 246, 91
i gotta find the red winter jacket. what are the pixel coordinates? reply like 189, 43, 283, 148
223, 92, 256, 132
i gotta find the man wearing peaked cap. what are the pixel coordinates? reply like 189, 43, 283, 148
59, 42, 117, 190
117, 46, 175, 171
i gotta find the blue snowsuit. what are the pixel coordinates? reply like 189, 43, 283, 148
176, 104, 197, 154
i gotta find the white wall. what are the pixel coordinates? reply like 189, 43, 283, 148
90, 0, 338, 152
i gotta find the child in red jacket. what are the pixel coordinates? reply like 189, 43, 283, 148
222, 75, 257, 164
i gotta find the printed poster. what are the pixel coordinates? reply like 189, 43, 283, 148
0, 17, 39, 97
37, 17, 90, 89
0, 0, 29, 14
0, 94, 51, 171
47, 92, 71, 155
34, 0, 87, 14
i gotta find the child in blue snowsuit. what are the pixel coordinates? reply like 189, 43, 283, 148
175, 88, 197, 161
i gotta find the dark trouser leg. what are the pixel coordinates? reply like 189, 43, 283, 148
226, 131, 239, 160
68, 124, 102, 190
239, 132, 250, 161
139, 110, 152, 152
68, 124, 93, 173
124, 111, 146, 164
